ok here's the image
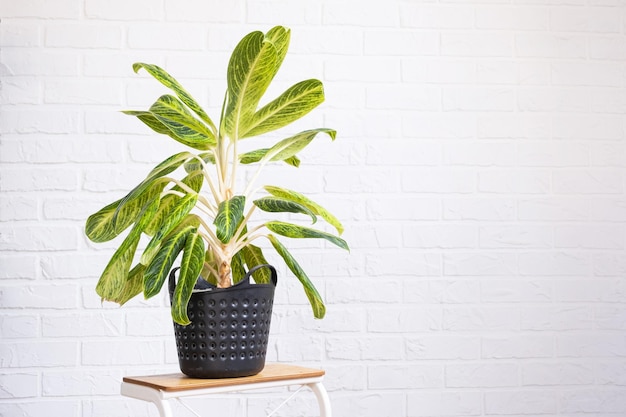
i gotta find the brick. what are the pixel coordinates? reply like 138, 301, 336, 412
522, 362, 595, 386
0, 315, 39, 338
552, 62, 624, 87
401, 4, 474, 29
326, 277, 403, 303
365, 30, 439, 56
555, 224, 624, 249
443, 87, 516, 111
480, 279, 552, 303
595, 362, 626, 385
324, 2, 398, 26
443, 198, 516, 221
42, 370, 121, 396
477, 113, 551, 139
45, 24, 122, 49
444, 253, 517, 276
0, 110, 81, 134
402, 168, 476, 193
326, 57, 400, 83
165, 0, 243, 22
248, 1, 321, 25
367, 306, 442, 332
559, 389, 626, 413
518, 141, 588, 167
442, 33, 513, 57
515, 33, 587, 59
517, 87, 589, 112
480, 225, 552, 249
593, 253, 626, 277
368, 197, 439, 220
589, 36, 626, 60
86, 0, 163, 20
403, 113, 477, 139
324, 365, 367, 391
550, 7, 623, 33
557, 333, 626, 358
595, 307, 626, 330
1, 49, 80, 77
407, 391, 483, 417
404, 224, 477, 248
403, 58, 476, 84
476, 61, 517, 84
367, 141, 441, 166
128, 24, 207, 51
591, 199, 626, 222
367, 252, 441, 277
0, 401, 80, 417
518, 197, 590, 221
0, 196, 38, 221
276, 335, 323, 361
0, 284, 78, 309
485, 391, 556, 415
482, 335, 554, 359
367, 85, 441, 110
522, 306, 592, 331
592, 90, 626, 115
293, 28, 364, 56
444, 142, 516, 167
0, 341, 78, 367
44, 79, 122, 105
369, 364, 443, 389
446, 363, 518, 387
0, 167, 78, 191
403, 280, 481, 304
82, 340, 163, 365
0, 373, 38, 398
332, 392, 405, 417
443, 306, 520, 331
0, 24, 40, 47
0, 255, 38, 279
0, 225, 78, 251
553, 114, 625, 140
2, 0, 80, 18
406, 336, 480, 360
0, 76, 40, 104
519, 252, 590, 276
476, 6, 549, 30
42, 312, 123, 337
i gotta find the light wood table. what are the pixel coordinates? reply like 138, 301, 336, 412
121, 363, 332, 417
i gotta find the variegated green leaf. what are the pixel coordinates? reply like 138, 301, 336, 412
184, 152, 216, 172
116, 264, 146, 306
254, 196, 316, 223
122, 110, 182, 142
141, 193, 198, 265
243, 80, 325, 138
268, 234, 325, 319
231, 252, 247, 284
149, 95, 215, 150
240, 244, 271, 284
171, 230, 205, 325
214, 195, 245, 243
224, 27, 290, 139
263, 128, 336, 164
266, 221, 349, 250
96, 197, 159, 302
133, 62, 217, 132
239, 148, 300, 167
264, 186, 344, 235
143, 225, 195, 299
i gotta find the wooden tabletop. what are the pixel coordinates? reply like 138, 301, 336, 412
123, 363, 325, 392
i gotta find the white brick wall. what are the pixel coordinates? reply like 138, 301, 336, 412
1, 1, 625, 416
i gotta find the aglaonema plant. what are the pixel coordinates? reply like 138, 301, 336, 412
85, 26, 348, 325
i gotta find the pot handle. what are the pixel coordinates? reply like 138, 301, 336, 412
245, 264, 278, 287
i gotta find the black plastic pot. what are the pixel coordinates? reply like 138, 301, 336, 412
168, 264, 277, 379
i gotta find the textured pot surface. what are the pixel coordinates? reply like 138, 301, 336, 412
169, 265, 277, 378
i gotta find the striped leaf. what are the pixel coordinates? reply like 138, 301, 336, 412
122, 110, 182, 142
171, 230, 205, 325
240, 244, 271, 284
149, 95, 216, 150
141, 193, 198, 266
143, 225, 195, 299
214, 196, 245, 243
224, 27, 290, 139
243, 80, 325, 138
268, 235, 325, 319
116, 264, 146, 306
264, 186, 344, 235
133, 62, 217, 132
263, 128, 336, 164
254, 196, 316, 223
96, 197, 159, 302
239, 148, 300, 167
266, 221, 349, 251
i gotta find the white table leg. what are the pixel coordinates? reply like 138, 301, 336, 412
308, 382, 332, 417
121, 382, 173, 417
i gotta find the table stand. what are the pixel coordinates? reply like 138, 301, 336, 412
121, 363, 332, 417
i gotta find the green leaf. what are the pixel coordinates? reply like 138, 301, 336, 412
116, 264, 146, 306
243, 80, 325, 138
171, 230, 205, 325
254, 196, 317, 223
240, 244, 271, 284
143, 225, 195, 299
264, 186, 344, 235
133, 62, 217, 132
239, 148, 300, 167
266, 221, 349, 251
231, 252, 247, 284
263, 128, 336, 166
141, 193, 198, 265
96, 197, 159, 302
184, 152, 215, 172
268, 234, 325, 319
214, 196, 245, 243
122, 110, 183, 142
224, 26, 291, 139
149, 95, 216, 150
85, 199, 123, 243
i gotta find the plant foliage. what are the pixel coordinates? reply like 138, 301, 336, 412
85, 26, 347, 325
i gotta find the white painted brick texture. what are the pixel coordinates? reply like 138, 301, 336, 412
1, 1, 625, 416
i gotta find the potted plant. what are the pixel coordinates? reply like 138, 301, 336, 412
85, 26, 348, 378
